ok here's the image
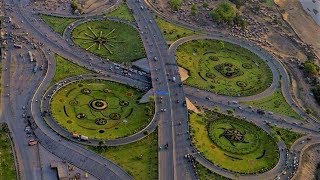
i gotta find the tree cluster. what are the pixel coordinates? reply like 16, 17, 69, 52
303, 61, 319, 77
211, 2, 247, 28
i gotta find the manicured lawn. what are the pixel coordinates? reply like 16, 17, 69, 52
243, 90, 302, 120
0, 124, 16, 179
50, 79, 154, 140
40, 14, 78, 35
176, 39, 273, 96
271, 126, 303, 148
71, 20, 145, 63
195, 162, 230, 180
91, 132, 157, 179
51, 54, 92, 85
189, 110, 279, 174
155, 17, 197, 42
107, 3, 135, 22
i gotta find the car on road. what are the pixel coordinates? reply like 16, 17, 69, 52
28, 139, 37, 146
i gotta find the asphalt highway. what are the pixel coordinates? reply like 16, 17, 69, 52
2, 0, 320, 179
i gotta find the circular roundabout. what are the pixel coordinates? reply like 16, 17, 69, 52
71, 19, 145, 63
50, 79, 154, 140
189, 111, 279, 174
175, 39, 273, 96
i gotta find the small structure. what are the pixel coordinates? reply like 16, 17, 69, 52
50, 161, 68, 180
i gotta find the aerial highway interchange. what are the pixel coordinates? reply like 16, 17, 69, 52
0, 0, 320, 180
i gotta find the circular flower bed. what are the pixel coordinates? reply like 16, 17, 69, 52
109, 113, 121, 120
208, 119, 260, 155
119, 100, 129, 107
76, 113, 86, 119
236, 81, 247, 88
95, 118, 107, 125
81, 88, 91, 95
89, 99, 108, 110
242, 63, 253, 69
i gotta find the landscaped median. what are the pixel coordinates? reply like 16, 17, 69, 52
242, 90, 302, 120
175, 39, 273, 96
0, 123, 17, 179
189, 110, 279, 174
39, 14, 78, 35
50, 79, 154, 140
91, 131, 158, 179
50, 54, 93, 85
155, 16, 197, 42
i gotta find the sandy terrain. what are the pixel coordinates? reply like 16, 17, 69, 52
186, 97, 202, 114
77, 0, 115, 14
275, 0, 320, 60
178, 66, 189, 82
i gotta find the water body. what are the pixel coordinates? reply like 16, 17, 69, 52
300, 0, 320, 26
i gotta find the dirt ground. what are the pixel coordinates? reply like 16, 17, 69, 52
274, 0, 320, 62
178, 66, 189, 82
293, 143, 320, 180
185, 97, 202, 114
149, 0, 307, 61
30, 0, 116, 15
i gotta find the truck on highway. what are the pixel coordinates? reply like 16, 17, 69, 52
80, 135, 89, 141
33, 65, 38, 73
72, 133, 80, 138
14, 44, 22, 48
28, 51, 35, 62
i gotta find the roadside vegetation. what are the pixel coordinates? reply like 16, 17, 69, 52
271, 126, 303, 148
50, 79, 154, 140
0, 123, 17, 179
176, 39, 273, 96
211, 2, 247, 28
189, 110, 279, 174
155, 17, 197, 42
51, 54, 92, 85
243, 90, 301, 120
71, 20, 145, 63
312, 85, 320, 105
168, 0, 182, 10
195, 162, 230, 180
92, 132, 158, 179
107, 3, 135, 22
39, 14, 78, 35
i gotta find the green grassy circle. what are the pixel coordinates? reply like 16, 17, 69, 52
208, 119, 260, 155
50, 79, 154, 140
190, 111, 279, 173
71, 20, 145, 63
176, 39, 273, 96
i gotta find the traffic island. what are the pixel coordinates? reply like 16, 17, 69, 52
189, 110, 279, 174
175, 39, 273, 96
71, 20, 145, 63
50, 79, 154, 140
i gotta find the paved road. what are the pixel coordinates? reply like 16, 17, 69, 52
1, 14, 42, 180
3, 0, 135, 179
3, 0, 320, 179
127, 1, 197, 179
